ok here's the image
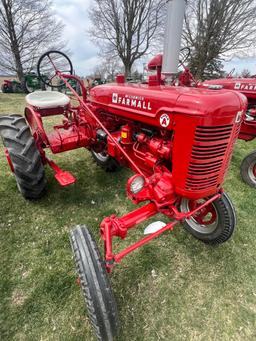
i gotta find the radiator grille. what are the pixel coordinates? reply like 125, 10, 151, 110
186, 125, 233, 190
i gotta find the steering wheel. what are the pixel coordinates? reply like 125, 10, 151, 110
178, 47, 191, 67
37, 50, 73, 88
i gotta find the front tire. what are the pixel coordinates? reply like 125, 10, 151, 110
0, 114, 46, 199
180, 192, 236, 245
70, 226, 119, 341
240, 151, 256, 188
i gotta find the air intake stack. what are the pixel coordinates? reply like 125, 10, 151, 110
162, 0, 186, 75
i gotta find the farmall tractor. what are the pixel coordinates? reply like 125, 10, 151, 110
199, 76, 256, 187
0, 1, 248, 340
147, 51, 256, 188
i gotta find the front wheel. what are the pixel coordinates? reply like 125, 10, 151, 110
240, 151, 256, 188
180, 192, 236, 245
70, 225, 119, 341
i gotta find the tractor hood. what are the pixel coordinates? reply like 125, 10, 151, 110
199, 78, 256, 100
89, 83, 247, 130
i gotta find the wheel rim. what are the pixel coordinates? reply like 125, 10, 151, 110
180, 198, 218, 234
93, 151, 109, 162
247, 160, 256, 184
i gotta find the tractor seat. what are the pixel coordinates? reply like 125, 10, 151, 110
26, 91, 70, 109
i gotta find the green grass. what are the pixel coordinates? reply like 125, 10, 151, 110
0, 93, 255, 341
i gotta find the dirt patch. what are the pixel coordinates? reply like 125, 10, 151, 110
11, 289, 27, 306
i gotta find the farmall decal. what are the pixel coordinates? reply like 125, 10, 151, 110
234, 82, 256, 91
112, 93, 152, 111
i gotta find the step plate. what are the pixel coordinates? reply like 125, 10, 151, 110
55, 171, 76, 186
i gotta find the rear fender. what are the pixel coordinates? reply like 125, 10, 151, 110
25, 106, 49, 147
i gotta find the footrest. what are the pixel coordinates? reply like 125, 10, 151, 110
54, 171, 76, 186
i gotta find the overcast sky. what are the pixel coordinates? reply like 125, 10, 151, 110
52, 0, 256, 76
52, 0, 100, 76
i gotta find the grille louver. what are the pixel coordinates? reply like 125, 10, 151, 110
186, 125, 233, 191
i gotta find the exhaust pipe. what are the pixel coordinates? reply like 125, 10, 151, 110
162, 0, 186, 75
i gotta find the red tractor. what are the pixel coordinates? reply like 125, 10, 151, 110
199, 76, 256, 187
0, 49, 247, 339
1, 79, 22, 93
0, 1, 248, 339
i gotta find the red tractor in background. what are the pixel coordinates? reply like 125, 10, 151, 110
1, 79, 22, 93
147, 50, 256, 188
0, 1, 249, 339
199, 76, 256, 187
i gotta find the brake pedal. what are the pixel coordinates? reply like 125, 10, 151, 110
54, 170, 76, 186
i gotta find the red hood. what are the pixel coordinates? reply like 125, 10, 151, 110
199, 78, 256, 100
89, 83, 247, 130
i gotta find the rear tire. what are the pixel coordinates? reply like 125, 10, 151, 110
91, 150, 120, 172
240, 151, 256, 188
0, 114, 46, 199
180, 192, 236, 245
70, 226, 119, 341
24, 80, 34, 93
1, 84, 8, 93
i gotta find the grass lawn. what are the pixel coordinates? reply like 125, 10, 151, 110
0, 93, 255, 341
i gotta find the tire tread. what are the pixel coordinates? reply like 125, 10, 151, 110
70, 226, 118, 341
0, 114, 46, 199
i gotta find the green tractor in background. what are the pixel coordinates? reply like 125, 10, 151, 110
92, 76, 106, 87
58, 77, 82, 95
1, 72, 48, 94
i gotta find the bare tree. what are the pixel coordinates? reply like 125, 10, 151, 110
0, 0, 65, 88
183, 0, 256, 79
93, 56, 123, 81
240, 68, 252, 78
88, 0, 165, 77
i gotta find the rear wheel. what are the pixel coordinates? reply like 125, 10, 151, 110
180, 192, 236, 245
70, 225, 119, 341
240, 151, 256, 188
91, 150, 120, 172
0, 114, 46, 199
1, 84, 9, 93
24, 80, 34, 93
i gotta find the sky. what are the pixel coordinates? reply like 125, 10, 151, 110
52, 0, 256, 77
52, 0, 100, 76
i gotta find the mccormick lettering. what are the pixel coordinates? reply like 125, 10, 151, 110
112, 93, 152, 111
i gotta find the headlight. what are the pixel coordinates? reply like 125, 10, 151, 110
130, 175, 145, 194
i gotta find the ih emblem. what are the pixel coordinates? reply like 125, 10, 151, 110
160, 114, 170, 127
112, 93, 118, 103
